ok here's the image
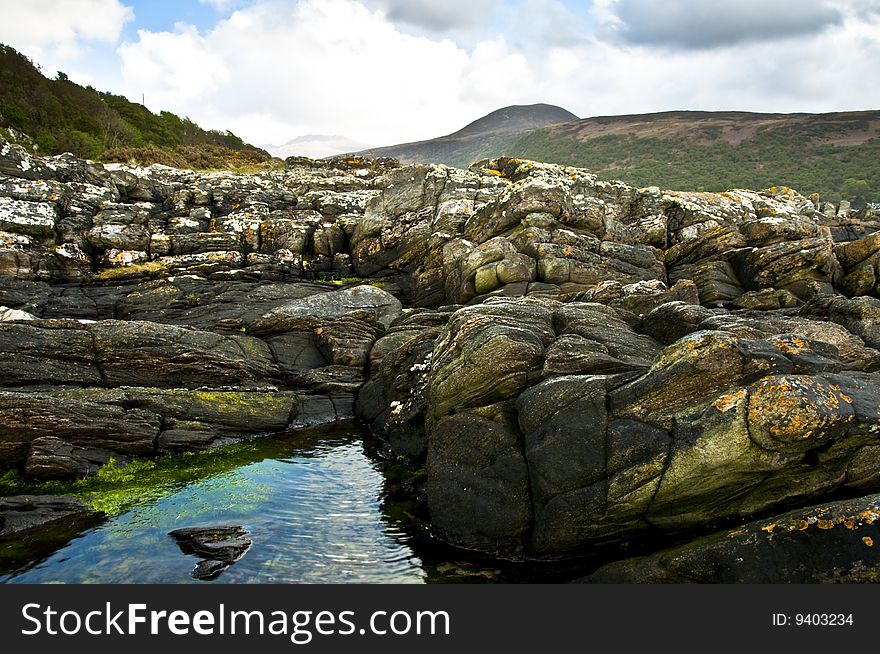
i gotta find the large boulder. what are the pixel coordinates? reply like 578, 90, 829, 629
426, 413, 532, 555
413, 294, 880, 558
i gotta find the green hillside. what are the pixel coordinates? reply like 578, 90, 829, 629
365, 109, 880, 205
0, 43, 273, 170
505, 113, 880, 204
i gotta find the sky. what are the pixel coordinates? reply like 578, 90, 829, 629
1, 0, 879, 148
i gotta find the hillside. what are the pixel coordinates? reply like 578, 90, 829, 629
363, 108, 880, 204
0, 43, 272, 170
358, 103, 578, 170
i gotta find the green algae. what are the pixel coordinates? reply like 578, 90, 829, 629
0, 433, 337, 516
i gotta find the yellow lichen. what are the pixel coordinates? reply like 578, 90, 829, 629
712, 389, 747, 413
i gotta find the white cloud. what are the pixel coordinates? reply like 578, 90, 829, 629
111, 0, 880, 149
118, 0, 524, 144
597, 0, 843, 49
506, 0, 587, 48
548, 14, 880, 117
119, 24, 229, 104
0, 0, 133, 73
365, 0, 502, 33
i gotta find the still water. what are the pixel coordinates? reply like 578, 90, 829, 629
0, 432, 432, 584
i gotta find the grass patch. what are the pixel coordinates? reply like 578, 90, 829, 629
92, 260, 166, 280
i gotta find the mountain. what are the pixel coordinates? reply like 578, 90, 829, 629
0, 43, 272, 170
362, 107, 880, 204
451, 103, 579, 137
358, 103, 578, 168
264, 134, 372, 160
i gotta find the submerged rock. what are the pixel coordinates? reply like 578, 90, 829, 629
169, 525, 252, 580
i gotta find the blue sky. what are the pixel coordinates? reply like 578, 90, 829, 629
122, 1, 220, 34
2, 1, 879, 148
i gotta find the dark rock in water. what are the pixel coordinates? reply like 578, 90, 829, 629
0, 495, 102, 540
192, 559, 229, 581
417, 295, 880, 558
427, 414, 532, 556
580, 493, 880, 583
169, 525, 252, 560
169, 525, 252, 580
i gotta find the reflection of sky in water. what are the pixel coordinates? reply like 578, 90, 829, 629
0, 441, 425, 584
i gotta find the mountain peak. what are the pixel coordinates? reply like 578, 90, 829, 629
453, 103, 579, 138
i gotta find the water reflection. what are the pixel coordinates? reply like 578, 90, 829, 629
0, 432, 426, 584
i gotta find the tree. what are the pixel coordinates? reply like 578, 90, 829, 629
842, 178, 871, 208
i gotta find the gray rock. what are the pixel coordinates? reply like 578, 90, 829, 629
25, 436, 117, 480
582, 494, 880, 583
828, 296, 880, 349
0, 495, 102, 540
640, 301, 716, 345
0, 387, 300, 469
429, 298, 551, 421
0, 319, 280, 389
427, 414, 532, 556
251, 284, 402, 333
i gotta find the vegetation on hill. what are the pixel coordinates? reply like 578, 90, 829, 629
0, 44, 274, 170
504, 118, 880, 205
366, 109, 880, 206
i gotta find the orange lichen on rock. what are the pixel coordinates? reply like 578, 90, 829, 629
712, 388, 748, 413
748, 376, 855, 445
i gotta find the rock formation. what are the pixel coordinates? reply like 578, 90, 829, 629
2, 139, 880, 578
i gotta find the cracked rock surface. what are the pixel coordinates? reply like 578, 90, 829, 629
2, 141, 880, 575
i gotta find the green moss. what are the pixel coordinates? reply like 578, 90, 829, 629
188, 390, 291, 419
0, 442, 271, 516
93, 260, 167, 280
323, 277, 385, 289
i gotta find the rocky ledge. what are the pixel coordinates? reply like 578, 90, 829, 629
1, 140, 879, 577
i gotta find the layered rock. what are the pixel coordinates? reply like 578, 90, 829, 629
582, 493, 880, 583
2, 139, 880, 579
414, 297, 880, 558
